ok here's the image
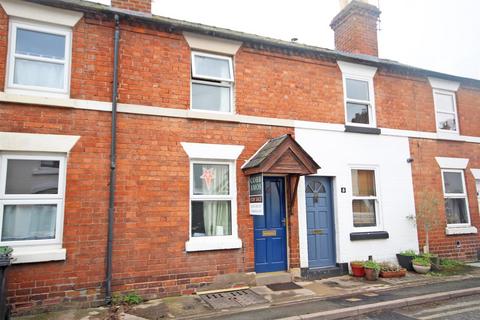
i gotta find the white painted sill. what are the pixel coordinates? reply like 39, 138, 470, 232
437, 131, 462, 141
11, 246, 66, 264
445, 226, 478, 235
185, 236, 242, 252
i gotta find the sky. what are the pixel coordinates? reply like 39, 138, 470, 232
90, 0, 480, 80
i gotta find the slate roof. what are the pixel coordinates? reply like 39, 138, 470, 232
27, 0, 480, 86
242, 135, 290, 170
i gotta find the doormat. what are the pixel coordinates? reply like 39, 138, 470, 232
266, 282, 303, 291
199, 289, 268, 309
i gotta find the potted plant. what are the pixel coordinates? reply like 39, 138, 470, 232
379, 262, 406, 278
363, 260, 380, 281
396, 250, 417, 271
412, 256, 431, 274
350, 261, 366, 277
0, 246, 12, 320
422, 252, 440, 271
0, 247, 12, 267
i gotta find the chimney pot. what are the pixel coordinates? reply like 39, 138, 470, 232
330, 0, 381, 56
111, 0, 151, 13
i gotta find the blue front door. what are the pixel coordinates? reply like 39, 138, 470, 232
306, 176, 336, 268
254, 176, 287, 273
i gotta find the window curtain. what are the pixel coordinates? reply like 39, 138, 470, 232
445, 198, 468, 224
203, 201, 231, 236
14, 58, 64, 89
2, 204, 56, 241
352, 170, 375, 196
198, 164, 231, 236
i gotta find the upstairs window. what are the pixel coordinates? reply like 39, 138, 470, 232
338, 61, 377, 128
441, 170, 470, 226
7, 20, 71, 96
351, 168, 379, 228
345, 78, 374, 125
191, 52, 234, 113
433, 90, 459, 133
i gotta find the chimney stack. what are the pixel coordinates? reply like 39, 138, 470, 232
330, 0, 381, 56
111, 0, 151, 13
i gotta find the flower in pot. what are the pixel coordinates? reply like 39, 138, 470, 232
0, 247, 12, 267
422, 252, 440, 271
412, 256, 431, 274
379, 262, 406, 278
396, 249, 417, 271
0, 246, 12, 320
350, 261, 366, 277
363, 260, 380, 281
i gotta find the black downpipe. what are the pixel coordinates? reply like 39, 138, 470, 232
106, 14, 120, 305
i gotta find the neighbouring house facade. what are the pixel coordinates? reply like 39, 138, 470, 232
0, 0, 479, 315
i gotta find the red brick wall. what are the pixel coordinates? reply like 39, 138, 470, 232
70, 16, 115, 102
236, 48, 345, 123
457, 86, 480, 137
375, 72, 437, 132
410, 138, 480, 260
0, 103, 295, 314
0, 5, 8, 92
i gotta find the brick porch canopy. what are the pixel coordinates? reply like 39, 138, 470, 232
242, 134, 320, 215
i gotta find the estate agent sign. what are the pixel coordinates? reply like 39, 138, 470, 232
249, 173, 263, 215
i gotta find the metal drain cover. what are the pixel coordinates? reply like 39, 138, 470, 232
199, 289, 268, 309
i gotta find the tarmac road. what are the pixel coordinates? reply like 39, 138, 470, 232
355, 293, 480, 320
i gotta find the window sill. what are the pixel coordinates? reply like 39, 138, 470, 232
11, 246, 66, 264
345, 125, 381, 135
5, 87, 70, 100
445, 226, 478, 235
350, 231, 389, 241
436, 131, 462, 141
185, 237, 242, 252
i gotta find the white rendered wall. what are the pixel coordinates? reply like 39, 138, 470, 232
296, 128, 419, 267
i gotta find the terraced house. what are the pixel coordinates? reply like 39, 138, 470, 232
0, 0, 479, 315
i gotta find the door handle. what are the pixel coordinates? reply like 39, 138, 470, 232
281, 218, 286, 226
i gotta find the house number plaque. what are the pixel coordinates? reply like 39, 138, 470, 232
262, 230, 277, 237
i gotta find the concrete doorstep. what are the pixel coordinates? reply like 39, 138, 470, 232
276, 287, 480, 320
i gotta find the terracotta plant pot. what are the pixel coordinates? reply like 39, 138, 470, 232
379, 268, 407, 278
413, 263, 431, 274
396, 254, 414, 271
350, 262, 365, 277
364, 268, 379, 281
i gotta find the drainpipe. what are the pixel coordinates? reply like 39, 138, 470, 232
106, 13, 120, 305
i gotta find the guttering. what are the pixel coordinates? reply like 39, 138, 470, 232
105, 13, 120, 305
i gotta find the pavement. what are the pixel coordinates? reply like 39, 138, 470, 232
14, 264, 480, 320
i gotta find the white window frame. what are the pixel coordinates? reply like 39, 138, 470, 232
350, 166, 382, 231
187, 160, 240, 251
433, 89, 460, 134
5, 18, 72, 98
191, 51, 234, 82
0, 153, 66, 247
343, 75, 376, 127
190, 51, 235, 114
338, 61, 377, 128
441, 169, 471, 227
